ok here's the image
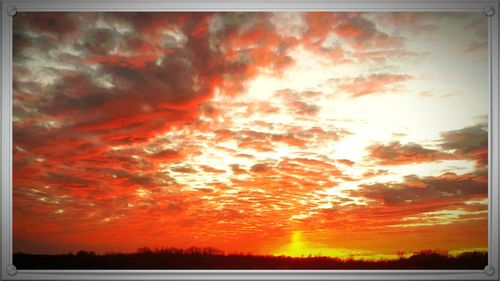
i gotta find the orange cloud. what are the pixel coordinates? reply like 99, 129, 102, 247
338, 74, 412, 98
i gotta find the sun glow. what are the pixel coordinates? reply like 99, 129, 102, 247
279, 231, 307, 257
274, 231, 378, 259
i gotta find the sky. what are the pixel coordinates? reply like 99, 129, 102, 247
12, 12, 489, 260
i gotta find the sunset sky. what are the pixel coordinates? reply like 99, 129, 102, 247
12, 12, 489, 260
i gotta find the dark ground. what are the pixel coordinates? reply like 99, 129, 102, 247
14, 248, 487, 270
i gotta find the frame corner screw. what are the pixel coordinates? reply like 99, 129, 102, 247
6, 264, 17, 276
484, 5, 495, 17
6, 5, 17, 17
484, 264, 495, 276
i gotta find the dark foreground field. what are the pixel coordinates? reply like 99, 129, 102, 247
14, 248, 487, 269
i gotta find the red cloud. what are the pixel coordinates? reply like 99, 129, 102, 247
334, 15, 404, 50
302, 13, 409, 63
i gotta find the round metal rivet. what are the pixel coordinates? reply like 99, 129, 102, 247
6, 6, 17, 17
6, 264, 17, 276
484, 264, 495, 276
484, 5, 495, 17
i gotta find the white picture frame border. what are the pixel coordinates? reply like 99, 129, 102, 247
1, 0, 499, 280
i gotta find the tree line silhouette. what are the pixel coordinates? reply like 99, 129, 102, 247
14, 247, 487, 269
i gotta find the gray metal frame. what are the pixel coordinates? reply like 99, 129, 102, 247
1, 0, 499, 280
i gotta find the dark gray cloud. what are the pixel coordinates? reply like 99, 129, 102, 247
440, 123, 488, 166
367, 141, 453, 165
351, 172, 487, 206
